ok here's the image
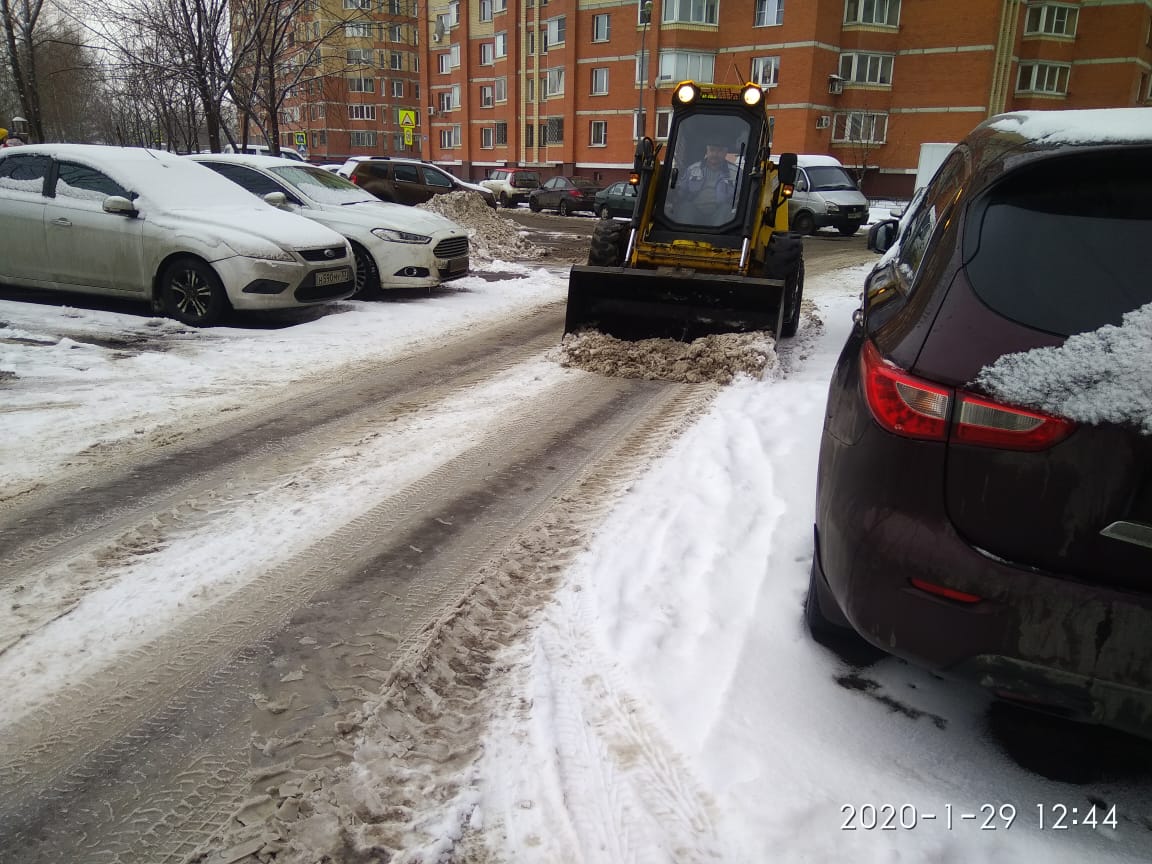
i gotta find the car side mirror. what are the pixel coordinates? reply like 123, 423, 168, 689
103, 195, 138, 217
867, 219, 899, 254
263, 191, 288, 208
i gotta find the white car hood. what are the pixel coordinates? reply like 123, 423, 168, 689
314, 201, 467, 236
157, 204, 347, 251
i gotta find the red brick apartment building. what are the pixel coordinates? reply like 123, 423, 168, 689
282, 0, 1152, 197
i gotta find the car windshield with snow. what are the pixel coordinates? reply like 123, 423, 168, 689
809, 107, 1152, 741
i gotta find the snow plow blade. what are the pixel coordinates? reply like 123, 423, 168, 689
565, 265, 787, 342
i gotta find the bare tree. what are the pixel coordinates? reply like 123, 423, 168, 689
1, 0, 47, 140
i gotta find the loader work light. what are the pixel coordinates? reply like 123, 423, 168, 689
741, 84, 763, 106
675, 83, 700, 104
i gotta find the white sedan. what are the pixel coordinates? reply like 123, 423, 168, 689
189, 153, 471, 297
0, 144, 355, 326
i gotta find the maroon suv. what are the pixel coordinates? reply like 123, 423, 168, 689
809, 109, 1152, 739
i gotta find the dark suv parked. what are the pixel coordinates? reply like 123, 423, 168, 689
346, 157, 497, 209
808, 108, 1152, 739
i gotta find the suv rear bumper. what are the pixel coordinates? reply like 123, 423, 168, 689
818, 515, 1152, 738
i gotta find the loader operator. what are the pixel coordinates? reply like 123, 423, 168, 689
678, 135, 740, 226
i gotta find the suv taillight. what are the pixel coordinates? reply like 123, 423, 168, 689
350, 174, 360, 185
861, 341, 1074, 451
861, 341, 951, 441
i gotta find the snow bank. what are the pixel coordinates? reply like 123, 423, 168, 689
416, 191, 546, 263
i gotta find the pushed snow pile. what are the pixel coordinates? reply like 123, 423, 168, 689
558, 330, 779, 384
975, 302, 1152, 434
417, 191, 546, 263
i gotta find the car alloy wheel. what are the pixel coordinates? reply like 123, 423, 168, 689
351, 242, 381, 299
559, 199, 571, 217
599, 205, 611, 219
161, 257, 229, 327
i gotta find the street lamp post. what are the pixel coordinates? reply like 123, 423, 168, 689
637, 0, 653, 142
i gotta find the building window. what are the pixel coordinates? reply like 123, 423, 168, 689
525, 123, 534, 147
544, 67, 565, 98
390, 23, 404, 41
832, 111, 888, 143
438, 52, 451, 74
310, 104, 326, 120
656, 109, 672, 139
348, 104, 377, 120
754, 0, 784, 26
751, 56, 780, 87
658, 50, 715, 84
481, 42, 495, 64
543, 16, 566, 49
527, 30, 536, 55
480, 84, 494, 107
390, 51, 404, 70
392, 79, 404, 97
493, 0, 506, 10
495, 31, 507, 57
844, 0, 899, 26
449, 0, 459, 25
496, 120, 508, 144
480, 0, 493, 21
351, 131, 378, 147
440, 125, 462, 148
345, 22, 373, 37
436, 12, 451, 33
1016, 61, 1070, 94
592, 12, 610, 41
311, 130, 327, 147
438, 91, 454, 111
495, 76, 507, 101
544, 117, 563, 144
591, 66, 609, 95
636, 50, 650, 84
450, 44, 461, 67
590, 120, 607, 146
663, 0, 717, 25
482, 126, 495, 148
343, 0, 372, 8
348, 76, 375, 92
839, 52, 893, 85
1025, 4, 1078, 36
527, 77, 535, 101
346, 48, 373, 65
633, 110, 646, 139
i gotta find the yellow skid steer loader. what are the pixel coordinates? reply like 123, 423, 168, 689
565, 81, 804, 342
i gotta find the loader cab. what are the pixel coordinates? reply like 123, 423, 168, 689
650, 89, 768, 246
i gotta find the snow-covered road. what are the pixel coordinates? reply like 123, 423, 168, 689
2, 245, 1149, 864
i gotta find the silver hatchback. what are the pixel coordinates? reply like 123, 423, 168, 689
0, 144, 355, 326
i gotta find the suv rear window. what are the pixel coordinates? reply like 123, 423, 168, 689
963, 149, 1152, 337
511, 172, 538, 187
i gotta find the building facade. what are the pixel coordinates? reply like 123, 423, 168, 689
280, 0, 1152, 197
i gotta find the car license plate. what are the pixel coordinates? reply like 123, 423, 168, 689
315, 267, 351, 286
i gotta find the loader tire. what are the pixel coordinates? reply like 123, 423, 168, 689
764, 232, 804, 338
781, 259, 804, 338
587, 218, 628, 267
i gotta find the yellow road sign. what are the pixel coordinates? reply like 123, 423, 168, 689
398, 109, 416, 128
403, 127, 414, 146
294, 131, 307, 146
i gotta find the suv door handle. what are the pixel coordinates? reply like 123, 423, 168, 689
51, 217, 73, 227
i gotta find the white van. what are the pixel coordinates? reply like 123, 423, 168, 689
223, 143, 306, 162
788, 155, 870, 236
